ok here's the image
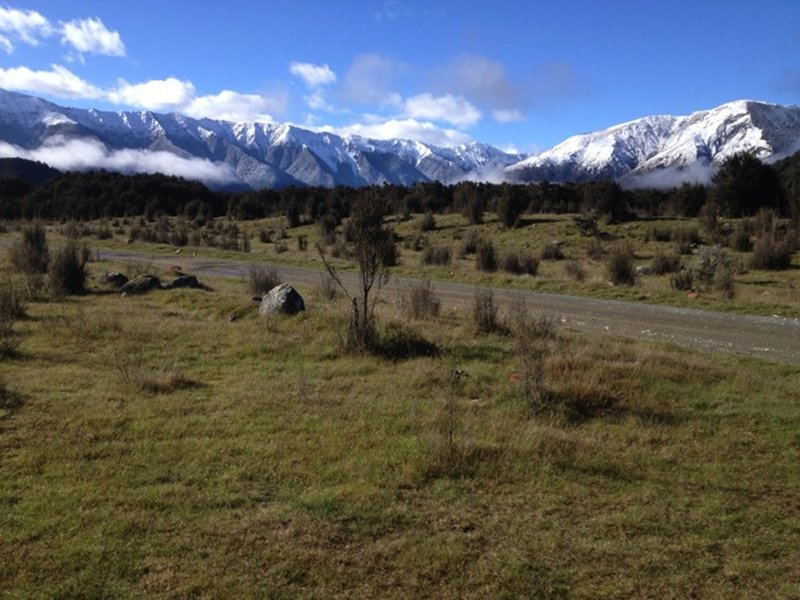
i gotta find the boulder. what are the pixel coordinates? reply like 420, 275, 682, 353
120, 275, 162, 295
100, 272, 129, 288
259, 283, 305, 316
166, 275, 200, 289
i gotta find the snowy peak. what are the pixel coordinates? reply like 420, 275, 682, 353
507, 100, 800, 186
0, 88, 521, 189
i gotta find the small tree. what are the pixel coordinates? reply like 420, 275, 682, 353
318, 192, 395, 352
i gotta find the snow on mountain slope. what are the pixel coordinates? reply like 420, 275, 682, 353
0, 89, 521, 190
506, 100, 800, 187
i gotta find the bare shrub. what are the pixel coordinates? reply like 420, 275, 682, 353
645, 225, 673, 243
586, 238, 605, 260
540, 242, 564, 261
749, 235, 792, 270
475, 238, 497, 272
606, 243, 636, 286
457, 231, 480, 257
401, 280, 441, 320
500, 251, 539, 276
296, 235, 308, 252
670, 269, 694, 291
651, 252, 682, 275
564, 259, 585, 281
671, 225, 701, 254
0, 278, 24, 358
509, 299, 557, 416
418, 211, 436, 232
10, 223, 49, 298
472, 288, 503, 334
314, 270, 340, 301
49, 240, 88, 297
729, 225, 753, 253
248, 265, 281, 296
422, 245, 452, 266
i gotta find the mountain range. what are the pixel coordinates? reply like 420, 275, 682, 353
0, 88, 799, 190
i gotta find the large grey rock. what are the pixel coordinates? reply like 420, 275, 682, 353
259, 284, 305, 316
120, 275, 162, 295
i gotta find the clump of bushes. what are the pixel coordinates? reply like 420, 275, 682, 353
9, 222, 49, 298
565, 259, 585, 281
458, 231, 481, 257
606, 243, 636, 286
249, 265, 281, 296
0, 278, 25, 357
48, 240, 88, 297
472, 288, 503, 334
749, 235, 793, 270
422, 246, 452, 266
586, 238, 605, 260
475, 238, 497, 272
540, 242, 564, 261
401, 280, 441, 320
694, 245, 736, 299
418, 211, 436, 232
499, 251, 539, 276
651, 252, 682, 275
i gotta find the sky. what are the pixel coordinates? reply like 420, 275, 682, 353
1, 0, 800, 154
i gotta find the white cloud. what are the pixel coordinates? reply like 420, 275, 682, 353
0, 7, 53, 48
289, 62, 336, 87
0, 137, 240, 185
342, 53, 404, 107
185, 90, 286, 122
61, 17, 124, 57
0, 34, 12, 53
333, 118, 472, 147
493, 109, 524, 123
403, 93, 481, 127
0, 64, 103, 99
109, 78, 196, 111
445, 54, 517, 109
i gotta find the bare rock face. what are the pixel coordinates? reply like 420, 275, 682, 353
259, 284, 305, 316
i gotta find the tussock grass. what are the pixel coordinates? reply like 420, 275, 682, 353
2, 229, 800, 597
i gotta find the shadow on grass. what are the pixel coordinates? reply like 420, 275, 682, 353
375, 323, 439, 361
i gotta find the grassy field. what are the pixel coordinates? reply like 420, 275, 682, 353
2, 247, 800, 597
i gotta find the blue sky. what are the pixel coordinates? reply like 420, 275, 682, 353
2, 0, 800, 153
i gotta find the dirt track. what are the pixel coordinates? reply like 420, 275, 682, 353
100, 249, 800, 366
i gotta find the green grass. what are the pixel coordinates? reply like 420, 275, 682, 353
1, 255, 800, 597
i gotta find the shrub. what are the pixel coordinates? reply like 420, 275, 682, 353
586, 238, 605, 260
10, 223, 49, 297
458, 231, 480, 257
540, 242, 564, 261
645, 225, 673, 243
606, 243, 636, 286
376, 322, 438, 360
671, 225, 701, 254
651, 252, 682, 275
0, 278, 24, 358
694, 245, 736, 298
565, 259, 585, 281
314, 270, 340, 301
297, 235, 308, 252
418, 211, 436, 232
259, 229, 273, 243
48, 240, 88, 297
509, 300, 557, 415
749, 235, 792, 270
729, 226, 753, 253
475, 238, 497, 272
499, 251, 539, 276
248, 265, 281, 296
401, 280, 440, 320
422, 245, 452, 266
670, 269, 694, 291
472, 288, 503, 334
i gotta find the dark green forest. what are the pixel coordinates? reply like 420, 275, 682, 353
0, 151, 798, 227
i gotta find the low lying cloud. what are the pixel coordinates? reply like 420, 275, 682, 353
332, 118, 472, 147
403, 93, 481, 127
0, 64, 104, 99
0, 137, 240, 186
621, 164, 716, 190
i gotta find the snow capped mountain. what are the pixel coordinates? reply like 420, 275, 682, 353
506, 100, 800, 187
0, 89, 522, 190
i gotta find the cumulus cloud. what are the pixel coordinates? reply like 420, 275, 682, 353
61, 17, 125, 57
403, 93, 481, 127
185, 89, 286, 122
0, 34, 12, 53
289, 62, 336, 87
0, 7, 53, 48
108, 77, 196, 111
0, 137, 240, 185
0, 64, 104, 99
333, 118, 472, 147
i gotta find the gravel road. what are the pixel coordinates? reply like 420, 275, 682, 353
100, 248, 800, 365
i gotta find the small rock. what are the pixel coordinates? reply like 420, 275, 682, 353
259, 283, 305, 316
635, 265, 656, 276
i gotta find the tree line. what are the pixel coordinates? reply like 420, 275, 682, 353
0, 150, 798, 226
